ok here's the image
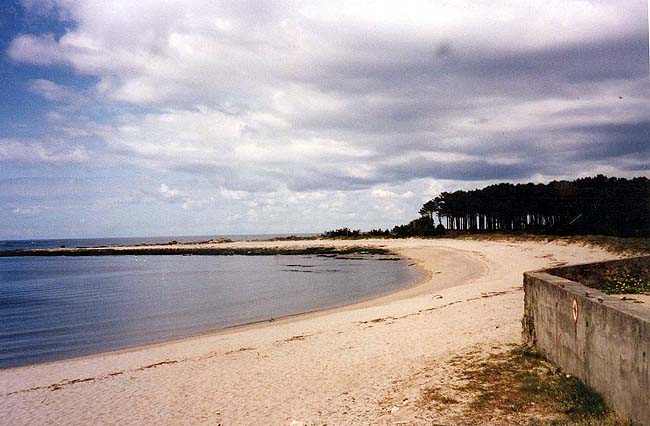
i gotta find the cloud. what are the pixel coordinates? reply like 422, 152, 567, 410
8, 33, 71, 66
10, 1, 646, 106
370, 188, 414, 199
27, 79, 85, 103
2, 0, 648, 236
159, 183, 184, 201
0, 138, 89, 164
220, 188, 251, 200
12, 205, 49, 217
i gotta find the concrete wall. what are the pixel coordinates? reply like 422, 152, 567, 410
523, 264, 650, 425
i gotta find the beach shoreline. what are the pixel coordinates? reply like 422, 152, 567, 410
0, 238, 622, 425
1, 245, 432, 372
0, 243, 387, 257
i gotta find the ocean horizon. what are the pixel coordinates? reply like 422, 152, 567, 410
0, 233, 319, 252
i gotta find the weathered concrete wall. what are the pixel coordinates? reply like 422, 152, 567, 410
523, 264, 650, 425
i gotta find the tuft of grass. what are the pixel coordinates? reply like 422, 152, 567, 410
449, 345, 632, 425
550, 259, 650, 295
419, 386, 459, 406
594, 267, 650, 295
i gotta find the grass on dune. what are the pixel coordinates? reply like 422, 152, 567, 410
427, 345, 633, 425
458, 233, 650, 255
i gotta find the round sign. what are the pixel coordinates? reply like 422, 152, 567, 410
572, 297, 579, 323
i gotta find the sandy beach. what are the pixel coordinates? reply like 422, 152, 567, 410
0, 238, 621, 425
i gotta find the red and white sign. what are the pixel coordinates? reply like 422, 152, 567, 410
572, 297, 579, 323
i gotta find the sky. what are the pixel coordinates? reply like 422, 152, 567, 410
0, 0, 648, 239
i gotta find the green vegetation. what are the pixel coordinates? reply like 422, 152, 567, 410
419, 175, 650, 237
550, 257, 650, 295
598, 269, 650, 294
444, 345, 631, 425
391, 216, 446, 237
321, 227, 392, 238
459, 233, 650, 255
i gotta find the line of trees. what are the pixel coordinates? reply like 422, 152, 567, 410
322, 175, 650, 238
321, 228, 391, 238
416, 175, 650, 237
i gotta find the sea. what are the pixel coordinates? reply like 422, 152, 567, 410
0, 236, 419, 369
0, 234, 316, 252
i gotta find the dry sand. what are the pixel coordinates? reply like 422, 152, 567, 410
0, 238, 621, 425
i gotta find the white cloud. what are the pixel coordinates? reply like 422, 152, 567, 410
371, 188, 410, 199
159, 183, 183, 200
2, 0, 648, 236
8, 33, 69, 66
0, 138, 89, 164
9, 1, 644, 106
27, 79, 85, 104
220, 188, 251, 200
12, 205, 49, 217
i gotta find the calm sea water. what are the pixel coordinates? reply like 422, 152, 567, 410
0, 255, 418, 368
0, 234, 316, 251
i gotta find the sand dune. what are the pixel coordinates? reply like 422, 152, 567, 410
0, 238, 619, 425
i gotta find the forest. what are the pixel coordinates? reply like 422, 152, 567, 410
324, 176, 650, 238
401, 175, 650, 237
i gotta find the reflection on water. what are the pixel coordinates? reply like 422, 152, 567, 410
0, 255, 418, 368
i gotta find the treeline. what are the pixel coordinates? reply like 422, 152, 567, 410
322, 175, 650, 238
418, 175, 650, 237
321, 223, 441, 238
321, 228, 391, 238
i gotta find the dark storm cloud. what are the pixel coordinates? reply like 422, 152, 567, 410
454, 36, 648, 85
282, 28, 648, 173
296, 28, 648, 99
622, 163, 650, 172
565, 120, 650, 160
283, 171, 376, 192
378, 159, 535, 183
